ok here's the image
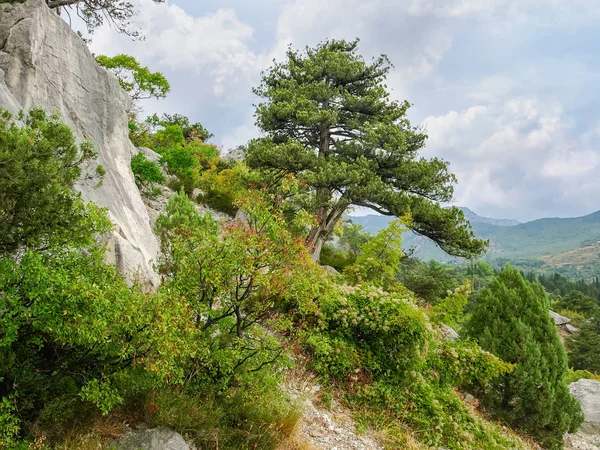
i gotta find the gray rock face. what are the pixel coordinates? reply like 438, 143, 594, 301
0, 0, 159, 286
111, 427, 194, 450
321, 265, 341, 276
566, 324, 580, 334
440, 324, 459, 341
567, 379, 600, 447
549, 310, 571, 325
570, 379, 600, 426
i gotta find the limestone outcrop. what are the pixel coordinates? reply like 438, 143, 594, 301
565, 379, 600, 449
0, 0, 159, 285
111, 427, 195, 450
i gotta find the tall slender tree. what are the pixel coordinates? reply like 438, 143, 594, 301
247, 39, 486, 259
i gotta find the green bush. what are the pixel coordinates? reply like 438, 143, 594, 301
130, 152, 165, 188
0, 109, 107, 255
319, 245, 356, 270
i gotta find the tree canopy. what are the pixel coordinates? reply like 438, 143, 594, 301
95, 54, 170, 110
246, 39, 486, 259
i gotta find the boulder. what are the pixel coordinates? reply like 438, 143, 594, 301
111, 427, 195, 450
0, 0, 159, 286
440, 324, 459, 341
570, 379, 600, 434
566, 324, 580, 334
549, 310, 571, 325
322, 265, 341, 277
137, 146, 163, 164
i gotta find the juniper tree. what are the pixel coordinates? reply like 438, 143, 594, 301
247, 39, 486, 260
465, 266, 583, 448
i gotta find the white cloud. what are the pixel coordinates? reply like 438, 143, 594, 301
89, 0, 262, 100
422, 98, 600, 220
82, 0, 600, 220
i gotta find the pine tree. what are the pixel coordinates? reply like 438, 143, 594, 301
567, 316, 600, 374
246, 39, 486, 260
465, 266, 583, 448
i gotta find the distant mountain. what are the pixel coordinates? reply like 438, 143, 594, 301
350, 209, 600, 279
459, 207, 520, 227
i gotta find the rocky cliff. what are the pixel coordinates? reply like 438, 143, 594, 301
0, 0, 159, 285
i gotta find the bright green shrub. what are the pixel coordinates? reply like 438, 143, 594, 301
130, 152, 165, 190
196, 162, 249, 215
305, 284, 429, 379
319, 245, 356, 270
154, 191, 320, 388
429, 281, 470, 327
345, 219, 406, 287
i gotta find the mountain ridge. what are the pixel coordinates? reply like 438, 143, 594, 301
351, 207, 600, 278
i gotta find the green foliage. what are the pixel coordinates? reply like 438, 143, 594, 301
345, 219, 406, 286
303, 283, 429, 379
130, 152, 165, 190
567, 316, 600, 374
429, 281, 470, 327
131, 113, 213, 148
555, 290, 600, 318
465, 266, 584, 447
0, 246, 154, 413
155, 191, 320, 387
339, 222, 372, 256
145, 365, 299, 450
95, 54, 170, 106
247, 38, 485, 259
195, 161, 250, 215
319, 245, 356, 271
298, 279, 520, 449
0, 108, 109, 255
398, 259, 465, 304
0, 397, 20, 448
157, 136, 220, 196
154, 113, 213, 142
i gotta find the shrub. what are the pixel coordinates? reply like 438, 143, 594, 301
154, 191, 321, 388
130, 152, 165, 189
0, 108, 107, 255
319, 245, 356, 271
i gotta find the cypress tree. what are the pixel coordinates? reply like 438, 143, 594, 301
466, 266, 583, 448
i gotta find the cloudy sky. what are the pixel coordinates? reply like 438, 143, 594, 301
83, 0, 600, 222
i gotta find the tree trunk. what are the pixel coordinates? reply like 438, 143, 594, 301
307, 203, 348, 262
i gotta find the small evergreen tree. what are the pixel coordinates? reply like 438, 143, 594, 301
567, 316, 600, 374
465, 266, 583, 448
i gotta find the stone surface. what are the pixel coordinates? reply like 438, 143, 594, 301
549, 310, 571, 325
111, 427, 194, 450
570, 379, 600, 426
322, 265, 341, 276
0, 0, 159, 286
440, 324, 459, 341
566, 324, 580, 334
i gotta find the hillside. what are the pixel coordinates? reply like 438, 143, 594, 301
352, 209, 600, 278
